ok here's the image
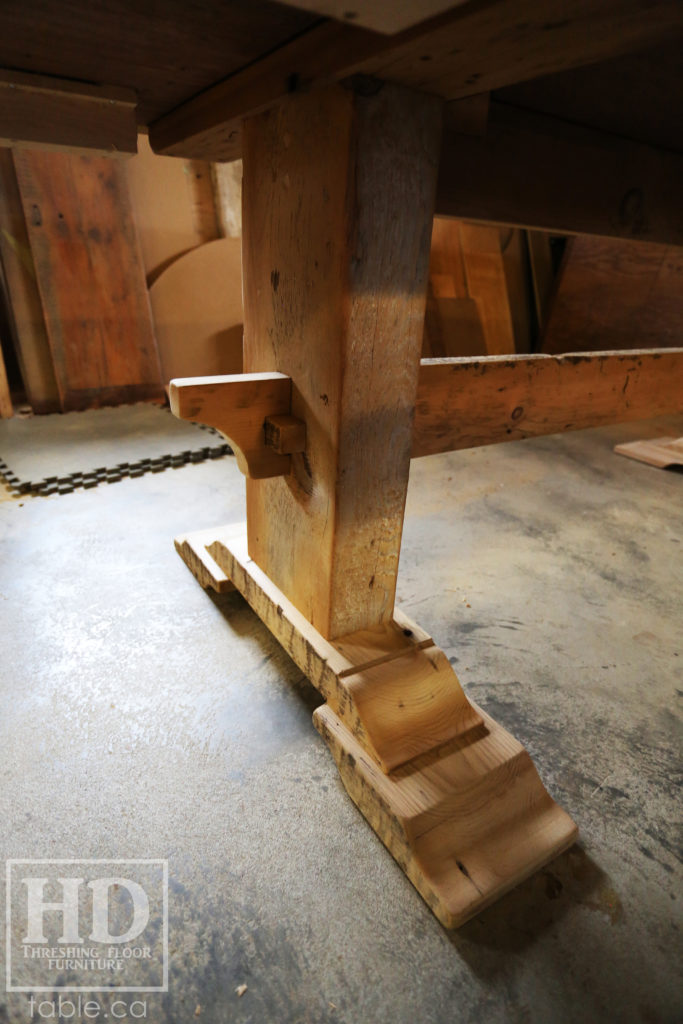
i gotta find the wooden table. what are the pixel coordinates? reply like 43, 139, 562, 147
2, 0, 682, 927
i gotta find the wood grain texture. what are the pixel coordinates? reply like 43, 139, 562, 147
436, 103, 683, 246
243, 82, 440, 639
149, 19, 375, 160
13, 149, 163, 410
0, 151, 60, 413
172, 348, 682, 467
423, 217, 485, 357
614, 436, 683, 469
356, 0, 682, 102
0, 0, 317, 125
458, 224, 517, 355
149, 0, 683, 160
201, 526, 482, 772
169, 372, 291, 479
316, 703, 577, 928
0, 69, 137, 156
423, 219, 527, 357
340, 646, 481, 771
541, 236, 683, 354
495, 40, 683, 154
412, 350, 683, 458
264, 414, 307, 455
173, 529, 235, 593
175, 523, 576, 927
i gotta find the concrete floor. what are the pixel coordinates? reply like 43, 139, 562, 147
0, 415, 681, 1023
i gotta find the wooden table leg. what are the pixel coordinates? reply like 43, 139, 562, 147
242, 80, 440, 640
173, 81, 577, 928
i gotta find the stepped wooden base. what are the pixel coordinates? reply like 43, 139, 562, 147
176, 523, 578, 928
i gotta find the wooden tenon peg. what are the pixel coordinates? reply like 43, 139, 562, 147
263, 414, 306, 455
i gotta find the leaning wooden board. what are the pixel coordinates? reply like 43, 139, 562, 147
148, 237, 243, 385
615, 436, 683, 468
12, 149, 163, 410
0, 336, 11, 417
0, 149, 60, 413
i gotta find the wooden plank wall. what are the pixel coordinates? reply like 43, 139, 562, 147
0, 150, 60, 412
12, 149, 163, 410
542, 236, 683, 353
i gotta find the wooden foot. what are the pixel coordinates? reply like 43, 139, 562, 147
174, 527, 235, 593
176, 524, 578, 928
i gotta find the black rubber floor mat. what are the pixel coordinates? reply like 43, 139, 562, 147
0, 403, 232, 496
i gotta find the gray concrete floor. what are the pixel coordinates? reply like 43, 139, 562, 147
1, 415, 681, 1024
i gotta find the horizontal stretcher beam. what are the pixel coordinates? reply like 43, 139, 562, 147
412, 348, 683, 458
170, 348, 683, 477
435, 103, 683, 247
0, 69, 137, 156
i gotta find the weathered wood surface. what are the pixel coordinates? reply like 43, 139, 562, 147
171, 349, 683, 472
149, 0, 683, 160
242, 82, 440, 640
13, 149, 163, 410
0, 69, 137, 155
316, 703, 577, 929
412, 350, 683, 458
263, 415, 307, 456
0, 151, 60, 413
169, 373, 291, 479
436, 103, 683, 246
0, 0, 317, 124
424, 218, 527, 358
541, 236, 683, 354
204, 526, 481, 773
495, 40, 683, 154
173, 529, 235, 593
457, 223, 519, 355
175, 522, 578, 928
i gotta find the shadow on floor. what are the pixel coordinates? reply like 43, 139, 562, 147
206, 587, 324, 717
451, 844, 611, 958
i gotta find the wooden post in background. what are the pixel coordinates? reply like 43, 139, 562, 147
242, 82, 441, 639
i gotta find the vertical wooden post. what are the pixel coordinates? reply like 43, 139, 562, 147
242, 82, 442, 639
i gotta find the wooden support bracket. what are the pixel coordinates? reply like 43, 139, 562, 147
175, 523, 577, 927
169, 372, 298, 479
